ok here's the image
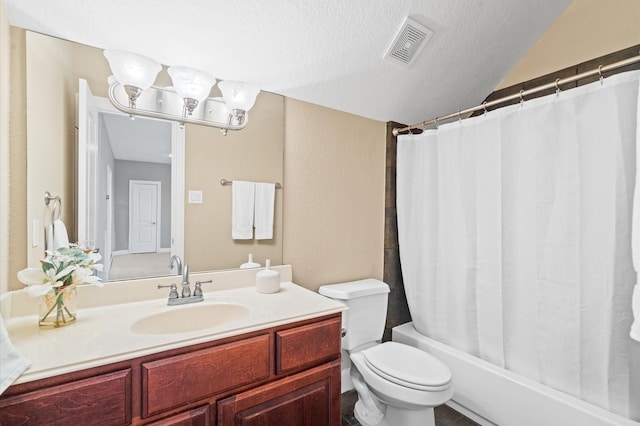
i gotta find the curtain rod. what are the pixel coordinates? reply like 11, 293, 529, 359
392, 54, 640, 136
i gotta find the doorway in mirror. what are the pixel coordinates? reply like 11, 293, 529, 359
77, 79, 185, 282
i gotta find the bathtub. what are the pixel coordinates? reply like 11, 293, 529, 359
393, 322, 640, 426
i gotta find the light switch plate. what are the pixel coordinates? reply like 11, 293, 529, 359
188, 190, 203, 204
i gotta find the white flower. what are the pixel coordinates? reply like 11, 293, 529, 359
16, 267, 46, 285
17, 268, 54, 297
17, 244, 104, 297
26, 283, 54, 298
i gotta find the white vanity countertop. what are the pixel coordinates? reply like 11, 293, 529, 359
3, 269, 346, 385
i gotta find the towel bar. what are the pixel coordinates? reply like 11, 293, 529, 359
220, 178, 282, 189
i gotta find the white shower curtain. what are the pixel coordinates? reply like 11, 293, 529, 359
397, 70, 640, 417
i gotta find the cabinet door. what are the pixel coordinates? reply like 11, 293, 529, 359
146, 405, 209, 426
0, 369, 132, 426
217, 360, 340, 426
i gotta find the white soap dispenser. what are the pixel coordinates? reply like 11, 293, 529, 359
240, 253, 261, 269
255, 259, 280, 293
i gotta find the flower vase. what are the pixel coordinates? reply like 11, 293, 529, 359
39, 286, 77, 328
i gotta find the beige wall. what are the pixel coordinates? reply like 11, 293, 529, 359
3, 21, 27, 293
499, 0, 640, 89
184, 92, 284, 271
283, 98, 386, 291
25, 31, 76, 267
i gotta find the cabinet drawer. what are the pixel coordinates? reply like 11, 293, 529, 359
275, 316, 341, 374
0, 369, 132, 426
142, 334, 270, 417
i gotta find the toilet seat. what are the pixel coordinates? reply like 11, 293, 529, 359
362, 342, 451, 392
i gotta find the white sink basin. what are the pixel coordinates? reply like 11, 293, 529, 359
130, 303, 250, 335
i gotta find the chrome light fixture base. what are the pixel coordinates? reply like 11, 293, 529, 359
183, 98, 199, 115
123, 85, 143, 109
107, 81, 248, 132
232, 108, 247, 125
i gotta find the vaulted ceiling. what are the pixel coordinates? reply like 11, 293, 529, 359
4, 0, 571, 125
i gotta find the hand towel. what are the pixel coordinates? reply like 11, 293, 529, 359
0, 316, 31, 395
631, 285, 640, 342
45, 223, 54, 251
232, 181, 255, 239
254, 182, 275, 240
52, 219, 70, 250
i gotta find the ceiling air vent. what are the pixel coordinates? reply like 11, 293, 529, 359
384, 17, 433, 68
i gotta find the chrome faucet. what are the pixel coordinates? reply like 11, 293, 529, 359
169, 255, 183, 275
159, 257, 213, 305
181, 264, 190, 298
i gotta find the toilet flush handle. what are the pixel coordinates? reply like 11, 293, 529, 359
341, 328, 347, 338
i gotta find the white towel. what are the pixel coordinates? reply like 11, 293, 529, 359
232, 181, 255, 239
632, 285, 640, 342
0, 316, 31, 395
45, 223, 54, 251
52, 219, 70, 250
254, 183, 275, 240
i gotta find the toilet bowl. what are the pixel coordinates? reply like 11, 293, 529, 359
350, 342, 453, 426
318, 279, 453, 426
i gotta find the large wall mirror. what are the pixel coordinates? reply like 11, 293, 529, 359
22, 30, 284, 283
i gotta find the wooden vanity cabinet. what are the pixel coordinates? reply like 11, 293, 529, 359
0, 313, 342, 426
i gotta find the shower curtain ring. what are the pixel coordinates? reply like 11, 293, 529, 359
598, 65, 604, 85
434, 117, 439, 129
458, 110, 462, 123
482, 101, 488, 116
555, 78, 561, 96
519, 90, 525, 105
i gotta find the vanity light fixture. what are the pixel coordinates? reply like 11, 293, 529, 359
103, 49, 260, 134
103, 50, 161, 109
218, 80, 261, 125
167, 66, 216, 118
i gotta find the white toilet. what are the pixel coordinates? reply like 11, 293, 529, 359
319, 279, 453, 426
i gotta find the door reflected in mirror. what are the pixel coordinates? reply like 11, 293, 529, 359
78, 80, 184, 282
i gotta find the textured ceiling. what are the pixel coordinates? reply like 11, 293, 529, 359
4, 0, 571, 125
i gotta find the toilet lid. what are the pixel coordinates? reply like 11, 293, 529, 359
362, 342, 451, 391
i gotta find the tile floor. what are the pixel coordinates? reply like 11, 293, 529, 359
341, 391, 480, 426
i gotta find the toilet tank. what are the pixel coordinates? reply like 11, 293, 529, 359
318, 279, 390, 351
